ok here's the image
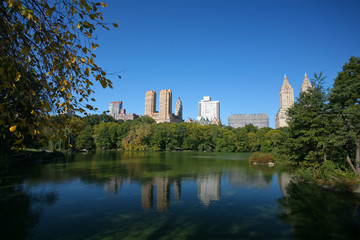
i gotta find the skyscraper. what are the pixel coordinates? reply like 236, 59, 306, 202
145, 90, 156, 116
174, 97, 183, 120
275, 74, 294, 128
108, 101, 138, 121
159, 89, 172, 120
301, 72, 313, 93
109, 101, 122, 115
197, 96, 220, 123
144, 89, 183, 123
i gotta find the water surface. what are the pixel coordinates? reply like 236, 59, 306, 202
1, 152, 359, 239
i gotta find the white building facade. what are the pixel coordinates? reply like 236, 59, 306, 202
197, 96, 220, 122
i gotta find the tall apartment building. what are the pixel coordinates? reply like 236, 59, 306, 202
275, 73, 313, 128
159, 90, 172, 120
108, 101, 138, 121
144, 89, 183, 123
275, 74, 294, 128
145, 90, 156, 116
301, 73, 313, 93
197, 96, 220, 125
109, 101, 123, 114
228, 113, 269, 129
174, 97, 183, 121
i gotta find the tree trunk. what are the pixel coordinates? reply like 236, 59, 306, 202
356, 140, 360, 170
347, 154, 360, 177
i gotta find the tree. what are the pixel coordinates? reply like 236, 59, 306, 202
75, 125, 95, 150
0, 0, 119, 153
328, 57, 360, 175
287, 72, 329, 164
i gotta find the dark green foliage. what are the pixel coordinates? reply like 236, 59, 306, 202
297, 161, 359, 191
75, 125, 95, 150
328, 56, 360, 170
287, 72, 329, 163
280, 57, 360, 189
83, 114, 116, 126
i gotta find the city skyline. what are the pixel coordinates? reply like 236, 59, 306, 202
85, 0, 360, 128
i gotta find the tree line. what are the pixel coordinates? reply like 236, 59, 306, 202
40, 114, 288, 154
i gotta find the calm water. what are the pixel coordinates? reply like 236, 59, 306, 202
1, 152, 360, 240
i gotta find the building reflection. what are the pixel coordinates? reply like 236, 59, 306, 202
155, 177, 170, 212
104, 177, 123, 194
141, 177, 173, 212
197, 173, 221, 206
104, 167, 293, 211
277, 172, 292, 197
173, 180, 181, 201
141, 181, 154, 209
228, 169, 271, 188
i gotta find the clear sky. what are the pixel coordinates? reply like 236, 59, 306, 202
89, 0, 360, 128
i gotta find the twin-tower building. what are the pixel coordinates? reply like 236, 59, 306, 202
145, 90, 183, 123
275, 73, 312, 128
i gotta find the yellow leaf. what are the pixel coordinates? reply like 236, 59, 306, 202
15, 72, 21, 82
70, 55, 76, 64
99, 79, 107, 88
76, 23, 81, 28
69, 144, 73, 148
9, 125, 17, 132
14, 139, 23, 145
101, 2, 108, 7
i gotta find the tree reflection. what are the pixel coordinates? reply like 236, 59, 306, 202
0, 181, 58, 240
277, 182, 360, 239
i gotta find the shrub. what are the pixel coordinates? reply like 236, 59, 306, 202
296, 161, 360, 191
249, 152, 275, 164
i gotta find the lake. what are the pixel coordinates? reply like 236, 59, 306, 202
1, 152, 360, 239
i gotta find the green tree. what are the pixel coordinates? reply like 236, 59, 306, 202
233, 127, 250, 152
328, 57, 360, 175
0, 0, 119, 153
122, 123, 153, 151
287, 72, 329, 164
75, 125, 95, 150
93, 122, 111, 150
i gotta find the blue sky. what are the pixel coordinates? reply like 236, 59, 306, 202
89, 0, 360, 127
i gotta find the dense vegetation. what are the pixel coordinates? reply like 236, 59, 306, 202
39, 114, 287, 154
283, 57, 360, 189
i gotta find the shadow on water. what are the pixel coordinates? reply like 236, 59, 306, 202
277, 182, 360, 239
0, 178, 58, 240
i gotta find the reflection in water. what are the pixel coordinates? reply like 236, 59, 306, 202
197, 173, 221, 206
173, 180, 181, 200
229, 168, 271, 188
104, 177, 123, 194
141, 181, 154, 209
277, 172, 292, 197
278, 182, 360, 239
2, 152, 360, 239
155, 177, 170, 212
141, 177, 172, 211
0, 180, 58, 240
